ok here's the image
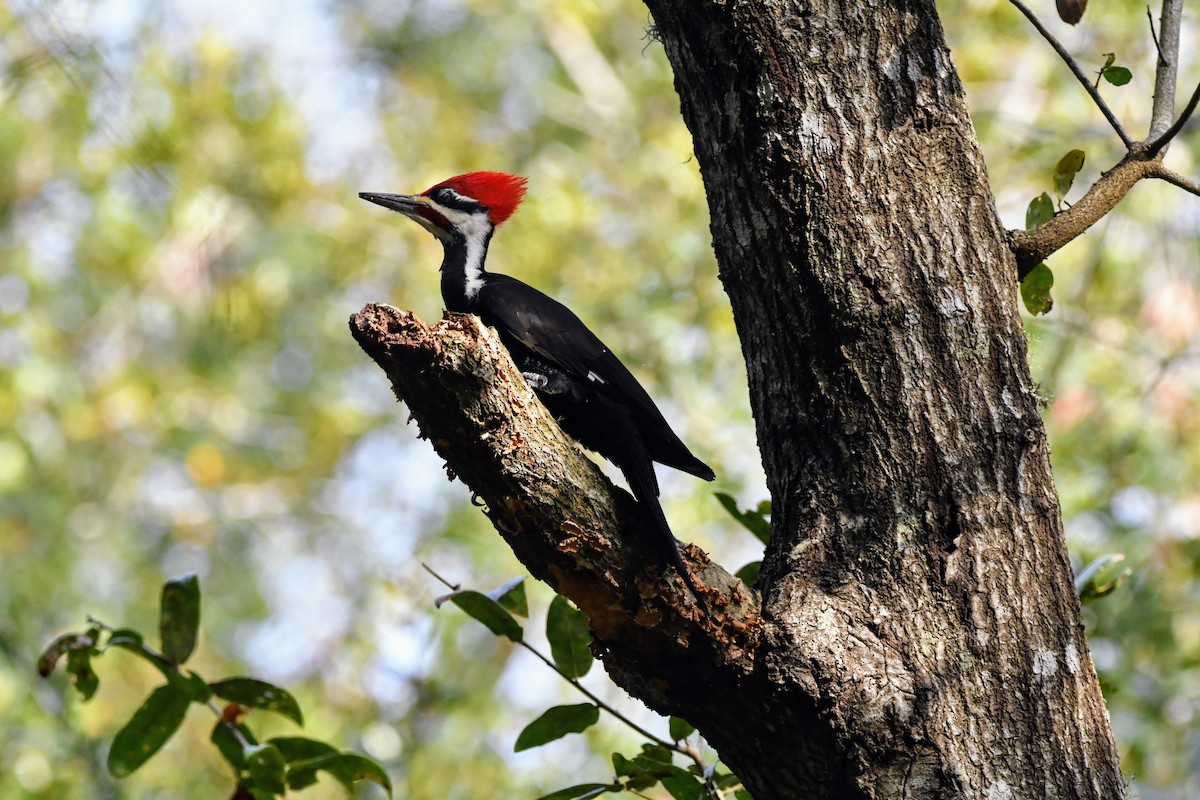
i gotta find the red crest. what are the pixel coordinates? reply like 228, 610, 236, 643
424, 171, 528, 227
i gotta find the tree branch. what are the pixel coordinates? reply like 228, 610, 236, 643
1006, 0, 1198, 275
347, 304, 765, 705
1148, 161, 1200, 196
1010, 157, 1156, 277
1146, 76, 1200, 157
1149, 0, 1184, 139
1147, 6, 1162, 56
1008, 0, 1133, 148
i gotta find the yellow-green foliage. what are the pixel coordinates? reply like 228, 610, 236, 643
2, 0, 1198, 797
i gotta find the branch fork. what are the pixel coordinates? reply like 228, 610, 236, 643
1008, 0, 1199, 277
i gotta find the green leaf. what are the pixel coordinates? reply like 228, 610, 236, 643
107, 684, 191, 777
66, 645, 100, 701
231, 783, 274, 800
714, 492, 772, 544
105, 629, 176, 682
515, 704, 600, 752
735, 561, 761, 586
243, 744, 288, 796
440, 590, 524, 642
211, 721, 258, 772
1025, 193, 1054, 230
285, 753, 393, 796
535, 784, 617, 800
1100, 52, 1116, 71
735, 790, 755, 800
613, 745, 690, 790
268, 736, 337, 763
160, 574, 201, 664
209, 678, 304, 726
639, 744, 676, 766
488, 576, 529, 617
1102, 66, 1132, 86
668, 716, 695, 742
612, 753, 655, 790
1076, 553, 1132, 603
105, 628, 145, 650
547, 595, 593, 678
662, 775, 705, 800
714, 770, 743, 789
1020, 263, 1055, 316
1053, 149, 1086, 201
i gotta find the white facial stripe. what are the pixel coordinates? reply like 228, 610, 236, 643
430, 202, 492, 300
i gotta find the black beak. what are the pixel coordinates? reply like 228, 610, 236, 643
358, 192, 425, 215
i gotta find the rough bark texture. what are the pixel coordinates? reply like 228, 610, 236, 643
349, 306, 764, 692
351, 2, 1127, 798
641, 0, 1122, 797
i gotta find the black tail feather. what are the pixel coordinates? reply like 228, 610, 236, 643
621, 452, 709, 615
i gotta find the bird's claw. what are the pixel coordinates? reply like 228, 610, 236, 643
522, 372, 550, 390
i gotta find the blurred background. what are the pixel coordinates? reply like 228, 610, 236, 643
0, 0, 1196, 797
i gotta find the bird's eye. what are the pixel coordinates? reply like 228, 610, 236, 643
430, 186, 481, 211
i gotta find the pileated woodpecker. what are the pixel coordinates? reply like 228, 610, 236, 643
360, 171, 715, 610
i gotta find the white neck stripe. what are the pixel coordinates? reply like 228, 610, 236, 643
426, 200, 493, 300
455, 210, 492, 300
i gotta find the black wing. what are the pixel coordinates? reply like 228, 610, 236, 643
476, 274, 713, 480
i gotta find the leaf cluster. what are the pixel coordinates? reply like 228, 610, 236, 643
428, 569, 750, 799
39, 576, 391, 799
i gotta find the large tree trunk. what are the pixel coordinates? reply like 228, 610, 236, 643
352, 1, 1126, 797
641, 1, 1123, 797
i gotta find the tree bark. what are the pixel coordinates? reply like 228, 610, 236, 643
642, 0, 1123, 797
351, 1, 1126, 797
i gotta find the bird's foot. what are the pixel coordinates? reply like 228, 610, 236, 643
522, 372, 551, 391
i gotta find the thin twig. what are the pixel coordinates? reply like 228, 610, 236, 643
420, 564, 708, 769
421, 562, 460, 591
1008, 0, 1134, 148
207, 699, 255, 750
518, 641, 687, 755
1147, 6, 1162, 56
1149, 0, 1184, 139
1146, 77, 1200, 157
1148, 163, 1200, 196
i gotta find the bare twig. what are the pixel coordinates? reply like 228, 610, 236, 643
1148, 162, 1200, 196
519, 640, 686, 753
1147, 6, 1162, 56
1008, 0, 1134, 148
1149, 0, 1184, 139
422, 562, 460, 591
419, 562, 712, 772
1146, 78, 1200, 157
